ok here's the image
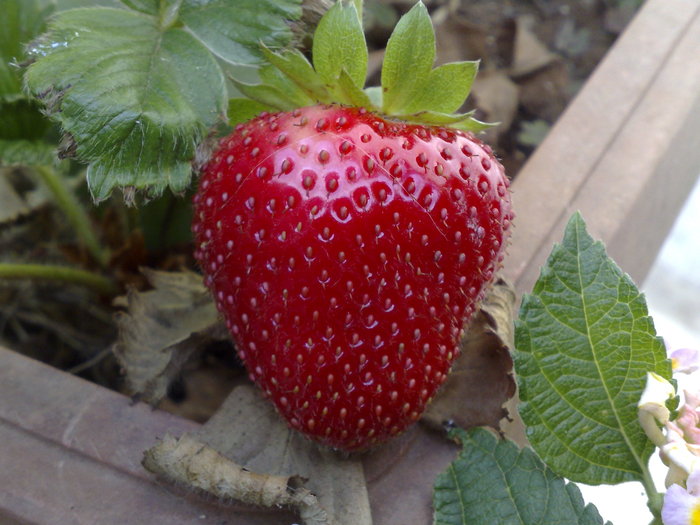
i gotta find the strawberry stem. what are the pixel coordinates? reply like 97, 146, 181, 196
0, 263, 117, 295
34, 165, 110, 268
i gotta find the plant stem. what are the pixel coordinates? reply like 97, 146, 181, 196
640, 467, 663, 521
0, 263, 117, 295
34, 165, 110, 268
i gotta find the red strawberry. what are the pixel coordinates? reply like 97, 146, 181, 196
192, 104, 512, 451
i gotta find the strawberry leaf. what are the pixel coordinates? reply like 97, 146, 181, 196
381, 2, 435, 115
179, 0, 301, 66
0, 139, 55, 167
312, 0, 367, 92
515, 212, 672, 485
0, 0, 52, 102
24, 7, 227, 201
434, 427, 612, 525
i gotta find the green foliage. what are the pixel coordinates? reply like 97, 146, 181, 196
239, 0, 486, 130
22, 0, 301, 201
380, 2, 434, 114
515, 212, 672, 485
179, 0, 301, 65
433, 428, 611, 525
0, 0, 53, 101
25, 7, 227, 201
0, 139, 55, 166
312, 1, 367, 92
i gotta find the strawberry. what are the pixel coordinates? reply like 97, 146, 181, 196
192, 2, 513, 451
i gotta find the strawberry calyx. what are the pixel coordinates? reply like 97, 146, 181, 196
229, 1, 491, 132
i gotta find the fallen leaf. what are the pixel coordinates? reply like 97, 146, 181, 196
0, 169, 29, 223
144, 384, 372, 525
112, 268, 228, 404
422, 278, 516, 433
470, 70, 519, 143
517, 60, 570, 122
509, 15, 559, 78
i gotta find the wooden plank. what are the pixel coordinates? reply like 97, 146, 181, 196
504, 0, 700, 295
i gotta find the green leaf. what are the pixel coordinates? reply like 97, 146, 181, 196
434, 427, 612, 525
401, 60, 479, 115
0, 139, 55, 166
0, 99, 51, 141
260, 46, 331, 104
0, 0, 52, 101
312, 1, 367, 91
120, 0, 158, 15
24, 7, 227, 201
381, 1, 435, 114
228, 97, 275, 126
515, 212, 672, 485
180, 0, 301, 65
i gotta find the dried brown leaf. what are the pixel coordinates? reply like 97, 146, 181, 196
422, 278, 516, 432
112, 268, 227, 404
509, 15, 559, 78
144, 385, 371, 525
470, 70, 520, 142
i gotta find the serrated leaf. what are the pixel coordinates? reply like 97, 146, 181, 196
434, 427, 612, 525
0, 0, 52, 100
260, 46, 331, 104
515, 212, 672, 485
312, 1, 367, 91
402, 61, 478, 115
0, 139, 55, 166
25, 7, 227, 201
228, 98, 276, 126
381, 1, 434, 115
180, 0, 301, 66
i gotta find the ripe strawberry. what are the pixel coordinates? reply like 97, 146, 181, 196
192, 104, 512, 450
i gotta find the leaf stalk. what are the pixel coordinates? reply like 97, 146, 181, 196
0, 263, 117, 295
34, 165, 110, 268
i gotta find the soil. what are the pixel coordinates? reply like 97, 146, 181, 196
0, 0, 643, 420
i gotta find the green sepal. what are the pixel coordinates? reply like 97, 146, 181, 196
401, 60, 479, 115
229, 78, 299, 112
335, 70, 374, 108
260, 46, 332, 104
380, 2, 435, 115
228, 98, 276, 126
450, 117, 497, 133
312, 0, 367, 92
120, 0, 158, 15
